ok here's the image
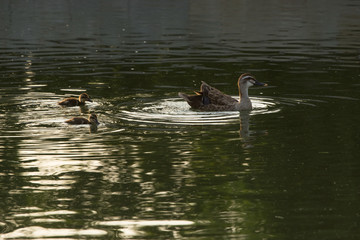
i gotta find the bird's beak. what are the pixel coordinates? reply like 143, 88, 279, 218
87, 98, 93, 102
254, 80, 267, 87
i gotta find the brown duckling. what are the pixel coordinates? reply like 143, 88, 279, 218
178, 73, 267, 111
58, 93, 93, 107
65, 113, 100, 125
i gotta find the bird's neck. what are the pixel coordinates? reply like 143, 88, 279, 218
237, 85, 252, 110
239, 85, 250, 102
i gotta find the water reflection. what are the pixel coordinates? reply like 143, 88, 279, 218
1, 226, 107, 239
1, 0, 360, 239
96, 220, 194, 238
1, 82, 351, 239
239, 111, 250, 139
1, 89, 359, 239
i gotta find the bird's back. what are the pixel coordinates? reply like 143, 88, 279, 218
58, 97, 80, 106
65, 117, 90, 124
200, 81, 238, 106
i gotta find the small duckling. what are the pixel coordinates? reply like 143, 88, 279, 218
65, 113, 100, 125
58, 93, 93, 107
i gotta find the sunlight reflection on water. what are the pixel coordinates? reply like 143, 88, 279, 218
1, 0, 360, 239
95, 220, 195, 238
0, 226, 107, 239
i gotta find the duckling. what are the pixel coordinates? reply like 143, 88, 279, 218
58, 93, 93, 107
65, 113, 100, 125
178, 73, 267, 111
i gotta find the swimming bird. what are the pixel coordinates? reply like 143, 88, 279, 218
65, 113, 100, 125
58, 93, 93, 107
178, 73, 267, 111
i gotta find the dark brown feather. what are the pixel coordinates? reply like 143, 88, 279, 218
58, 98, 82, 106
200, 81, 237, 106
58, 93, 92, 107
65, 117, 90, 124
178, 92, 204, 109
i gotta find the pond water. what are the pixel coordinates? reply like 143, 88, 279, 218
1, 0, 360, 239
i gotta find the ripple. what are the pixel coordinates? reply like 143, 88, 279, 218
13, 210, 76, 218
96, 219, 195, 227
95, 220, 195, 238
0, 226, 107, 239
119, 97, 279, 126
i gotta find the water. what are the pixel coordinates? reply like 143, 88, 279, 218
1, 0, 360, 239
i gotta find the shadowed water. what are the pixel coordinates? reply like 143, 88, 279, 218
1, 0, 360, 239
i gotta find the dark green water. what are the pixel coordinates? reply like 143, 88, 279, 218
1, 0, 360, 239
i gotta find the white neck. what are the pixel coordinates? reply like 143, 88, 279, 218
237, 82, 252, 110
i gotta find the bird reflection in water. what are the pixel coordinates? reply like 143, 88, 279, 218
65, 113, 99, 133
239, 112, 251, 139
239, 111, 268, 148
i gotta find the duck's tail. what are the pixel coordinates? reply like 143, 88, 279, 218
178, 92, 204, 109
178, 92, 190, 102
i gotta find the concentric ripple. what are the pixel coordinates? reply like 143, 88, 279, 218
119, 97, 279, 125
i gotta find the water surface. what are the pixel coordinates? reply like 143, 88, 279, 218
1, 0, 360, 239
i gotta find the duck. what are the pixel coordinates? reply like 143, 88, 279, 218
58, 93, 93, 107
65, 113, 100, 125
178, 73, 267, 111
